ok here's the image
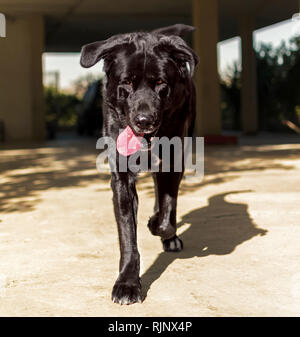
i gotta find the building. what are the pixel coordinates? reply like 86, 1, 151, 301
0, 0, 298, 141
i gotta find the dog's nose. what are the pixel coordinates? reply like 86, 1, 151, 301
134, 114, 154, 130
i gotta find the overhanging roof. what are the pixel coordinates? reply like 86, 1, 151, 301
0, 0, 298, 51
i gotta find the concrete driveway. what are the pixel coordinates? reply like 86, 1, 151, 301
0, 134, 300, 316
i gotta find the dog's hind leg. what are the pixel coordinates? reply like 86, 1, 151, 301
152, 171, 159, 213
148, 171, 183, 252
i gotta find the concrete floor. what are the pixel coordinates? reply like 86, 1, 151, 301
0, 134, 300, 316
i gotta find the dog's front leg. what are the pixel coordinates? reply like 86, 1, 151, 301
111, 171, 141, 305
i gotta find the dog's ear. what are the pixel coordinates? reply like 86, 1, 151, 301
152, 24, 195, 39
156, 36, 198, 76
80, 35, 129, 69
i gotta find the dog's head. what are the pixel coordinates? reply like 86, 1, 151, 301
80, 24, 198, 137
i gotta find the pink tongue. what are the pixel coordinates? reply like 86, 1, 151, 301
117, 126, 144, 156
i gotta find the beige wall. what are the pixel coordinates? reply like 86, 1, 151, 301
0, 15, 45, 141
192, 0, 221, 136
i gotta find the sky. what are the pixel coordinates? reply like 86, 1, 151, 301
44, 18, 298, 90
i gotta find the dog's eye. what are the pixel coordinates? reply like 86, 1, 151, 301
123, 79, 132, 86
156, 79, 164, 86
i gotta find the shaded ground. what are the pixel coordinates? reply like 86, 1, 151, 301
0, 133, 300, 316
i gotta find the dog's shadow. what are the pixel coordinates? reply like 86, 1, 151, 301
141, 190, 267, 300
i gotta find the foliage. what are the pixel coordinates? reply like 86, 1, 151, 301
44, 86, 80, 128
220, 62, 241, 130
72, 73, 103, 98
221, 37, 300, 131
44, 74, 103, 138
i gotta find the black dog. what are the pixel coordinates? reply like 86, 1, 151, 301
80, 24, 198, 304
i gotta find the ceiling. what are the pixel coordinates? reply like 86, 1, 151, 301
0, 0, 298, 51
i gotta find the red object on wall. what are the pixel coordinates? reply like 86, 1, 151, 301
204, 135, 238, 145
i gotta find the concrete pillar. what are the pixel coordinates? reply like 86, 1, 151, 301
192, 0, 221, 136
0, 15, 45, 142
239, 16, 258, 134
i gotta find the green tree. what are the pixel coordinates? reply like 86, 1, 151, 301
221, 37, 300, 131
45, 86, 80, 138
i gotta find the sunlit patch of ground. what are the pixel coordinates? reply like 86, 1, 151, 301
0, 134, 300, 316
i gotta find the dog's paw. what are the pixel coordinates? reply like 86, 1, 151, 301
147, 212, 159, 234
148, 213, 176, 239
162, 235, 183, 252
112, 281, 142, 305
